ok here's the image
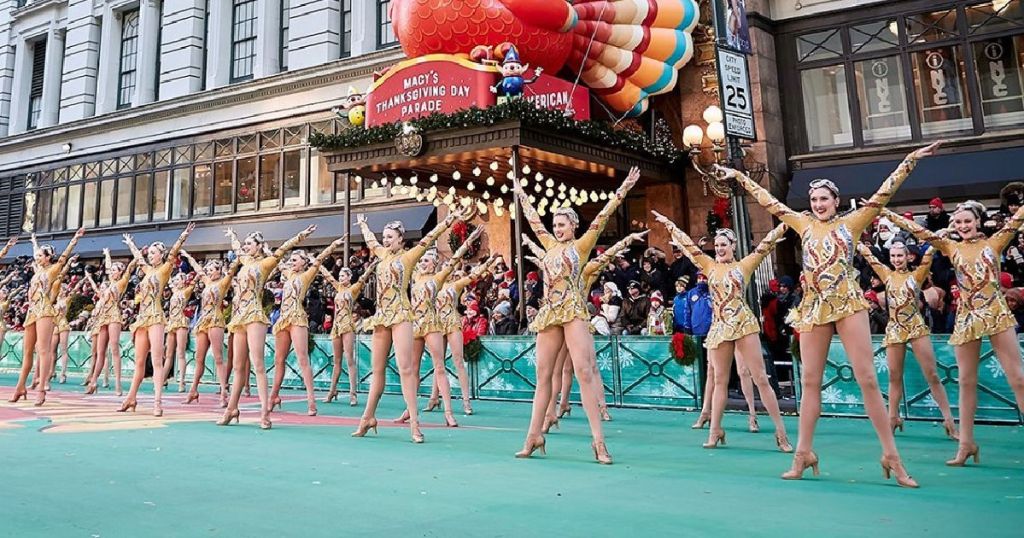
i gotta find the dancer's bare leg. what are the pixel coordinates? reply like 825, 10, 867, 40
149, 325, 168, 414
209, 327, 227, 405
519, 325, 561, 452
269, 330, 292, 409
108, 323, 123, 395
446, 331, 472, 413
10, 324, 37, 399
34, 318, 57, 402
188, 331, 211, 402
736, 334, 791, 450
245, 323, 271, 427
343, 332, 358, 404
564, 319, 610, 462
705, 343, 733, 446
885, 343, 907, 428
290, 325, 317, 415
425, 332, 455, 425
791, 323, 832, 455
908, 336, 956, 431
358, 327, 392, 421
392, 322, 423, 441
835, 312, 901, 458
327, 336, 343, 401
58, 331, 69, 381
121, 329, 150, 410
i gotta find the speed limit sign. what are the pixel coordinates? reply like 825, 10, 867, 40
716, 47, 756, 140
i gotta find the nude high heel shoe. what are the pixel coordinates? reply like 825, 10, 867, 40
8, 389, 27, 403
880, 455, 918, 488
748, 415, 760, 433
351, 417, 379, 437
323, 390, 338, 404
216, 409, 240, 426
592, 440, 613, 465
514, 435, 546, 458
943, 419, 959, 441
945, 442, 980, 467
703, 429, 727, 449
890, 416, 904, 433
775, 432, 794, 453
117, 399, 138, 413
691, 411, 710, 429
781, 451, 820, 480
410, 421, 425, 444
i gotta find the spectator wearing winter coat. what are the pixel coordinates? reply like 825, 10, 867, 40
926, 197, 950, 232
672, 277, 689, 333
491, 301, 519, 335
644, 291, 672, 335
621, 281, 650, 335
680, 273, 712, 337
668, 244, 698, 293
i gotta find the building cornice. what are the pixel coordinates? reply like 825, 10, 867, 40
0, 47, 404, 154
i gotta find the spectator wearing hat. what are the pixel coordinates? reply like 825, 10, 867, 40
589, 303, 611, 336
680, 273, 712, 338
644, 291, 672, 335
1004, 288, 1024, 332
864, 289, 888, 334
669, 243, 698, 293
639, 257, 667, 297
672, 277, 689, 333
601, 282, 624, 335
612, 255, 640, 294
776, 275, 799, 331
926, 197, 950, 232
499, 270, 519, 307
622, 280, 650, 335
492, 301, 519, 335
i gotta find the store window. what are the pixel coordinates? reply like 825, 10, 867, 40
284, 150, 304, 207
27, 38, 46, 130
378, 0, 397, 49
99, 180, 114, 227
194, 164, 213, 217
341, 0, 352, 57
280, 0, 290, 71
82, 182, 98, 227
790, 0, 1024, 152
133, 174, 151, 223
259, 153, 281, 209
116, 176, 133, 224
171, 168, 192, 219
118, 9, 140, 108
66, 183, 81, 229
214, 161, 233, 214
236, 157, 256, 211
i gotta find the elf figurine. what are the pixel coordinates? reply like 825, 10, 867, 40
490, 46, 542, 103
341, 85, 366, 127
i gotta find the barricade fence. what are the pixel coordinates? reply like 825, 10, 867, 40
1, 333, 1019, 423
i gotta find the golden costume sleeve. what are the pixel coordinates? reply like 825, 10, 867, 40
847, 156, 918, 235
167, 227, 192, 263
0, 238, 15, 260
881, 208, 952, 256
515, 187, 556, 249
856, 243, 891, 281
913, 246, 936, 284
733, 170, 806, 231
739, 223, 788, 276
576, 187, 627, 258
989, 203, 1024, 252
665, 225, 713, 273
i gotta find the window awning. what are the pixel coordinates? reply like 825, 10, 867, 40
787, 146, 1024, 209
2, 204, 436, 260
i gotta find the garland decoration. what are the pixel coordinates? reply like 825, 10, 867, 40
449, 220, 481, 259
309, 99, 685, 164
670, 332, 701, 366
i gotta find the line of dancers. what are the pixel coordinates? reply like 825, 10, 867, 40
4, 142, 1024, 486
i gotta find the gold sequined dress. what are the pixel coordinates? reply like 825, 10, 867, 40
25, 236, 80, 327
524, 188, 623, 333
359, 215, 454, 330
272, 267, 319, 334
131, 262, 174, 333
885, 207, 1024, 345
227, 230, 305, 333
195, 269, 237, 335
858, 243, 934, 346
95, 272, 132, 328
669, 223, 787, 349
166, 285, 196, 331
329, 280, 365, 338
735, 156, 918, 332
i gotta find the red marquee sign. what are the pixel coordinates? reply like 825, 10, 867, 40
366, 55, 589, 128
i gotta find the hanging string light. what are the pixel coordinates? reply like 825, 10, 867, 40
494, 206, 505, 217
410, 174, 418, 185
472, 166, 481, 176
486, 176, 495, 186
533, 183, 542, 193
467, 182, 476, 191
500, 184, 509, 194
545, 188, 554, 198
476, 200, 487, 214
494, 198, 504, 207
545, 178, 554, 188
535, 172, 543, 182
482, 191, 491, 200
430, 174, 439, 183
395, 176, 403, 185
452, 170, 462, 180
522, 165, 531, 175
489, 161, 499, 171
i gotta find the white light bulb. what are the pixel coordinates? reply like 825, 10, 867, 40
467, 182, 476, 191
558, 183, 566, 192
461, 196, 472, 207
537, 206, 546, 217
486, 176, 495, 186
495, 198, 504, 207
453, 170, 462, 180
477, 201, 487, 214
395, 176, 403, 185
545, 179, 554, 188
522, 165, 531, 175
489, 161, 499, 171
495, 206, 504, 217
448, 186, 456, 195
545, 188, 554, 197
473, 167, 481, 176
410, 175, 418, 185
528, 195, 536, 204
354, 175, 362, 183
430, 174, 439, 183
500, 185, 509, 193
703, 105, 724, 124
433, 199, 441, 207
482, 191, 491, 200
534, 183, 542, 193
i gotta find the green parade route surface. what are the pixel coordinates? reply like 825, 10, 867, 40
1, 373, 1022, 537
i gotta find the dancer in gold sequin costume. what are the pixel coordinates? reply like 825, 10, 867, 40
321, 260, 377, 407
422, 252, 501, 416
268, 237, 347, 416
179, 250, 241, 407
351, 207, 469, 443
163, 274, 197, 393
396, 227, 484, 428
118, 223, 195, 416
526, 231, 647, 433
724, 141, 942, 487
856, 242, 957, 439
31, 253, 76, 392
655, 213, 793, 452
52, 279, 77, 385
513, 166, 639, 465
10, 230, 82, 406
218, 225, 315, 430
83, 249, 138, 396
884, 202, 1024, 467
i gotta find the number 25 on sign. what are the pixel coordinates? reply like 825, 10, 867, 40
716, 48, 756, 140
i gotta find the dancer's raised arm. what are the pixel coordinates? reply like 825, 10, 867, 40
167, 222, 196, 262
312, 237, 346, 271
740, 223, 788, 273
989, 203, 1024, 252
716, 166, 805, 230
272, 224, 315, 261
438, 227, 483, 282
56, 228, 86, 269
351, 260, 378, 298
83, 271, 100, 295
522, 234, 546, 259
178, 250, 210, 286
225, 228, 242, 253
652, 210, 712, 272
578, 167, 640, 253
852, 143, 940, 229
0, 236, 17, 260
880, 208, 952, 256
913, 246, 936, 283
586, 231, 648, 276
512, 179, 554, 248
318, 265, 341, 289
856, 243, 891, 281
355, 215, 381, 253
122, 233, 149, 267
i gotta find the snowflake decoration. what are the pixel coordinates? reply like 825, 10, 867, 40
655, 380, 683, 398
873, 354, 888, 373
487, 378, 513, 392
822, 386, 844, 404
920, 394, 938, 408
620, 354, 635, 369
986, 360, 1006, 379
597, 354, 612, 371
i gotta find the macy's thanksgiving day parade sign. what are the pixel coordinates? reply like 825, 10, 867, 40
348, 0, 700, 128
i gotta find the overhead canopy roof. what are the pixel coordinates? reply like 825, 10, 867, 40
788, 146, 1024, 209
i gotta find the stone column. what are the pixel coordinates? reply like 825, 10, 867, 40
205, 0, 232, 89
349, 0, 374, 56
7, 36, 31, 134
59, 3, 102, 122
0, 37, 15, 136
38, 28, 65, 128
95, 4, 122, 115
254, 0, 282, 78
288, 0, 340, 70
133, 0, 162, 106
158, 0, 206, 100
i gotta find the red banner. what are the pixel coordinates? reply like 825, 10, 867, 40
366, 55, 589, 127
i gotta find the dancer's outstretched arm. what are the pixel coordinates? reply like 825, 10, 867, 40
652, 211, 713, 273
856, 243, 892, 282
578, 166, 640, 254
989, 203, 1024, 252
881, 208, 952, 256
739, 223, 789, 275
